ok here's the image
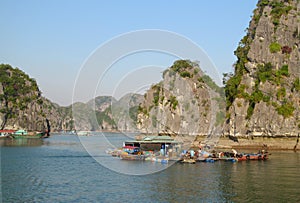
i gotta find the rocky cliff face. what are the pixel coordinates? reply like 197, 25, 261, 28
0, 64, 73, 132
224, 0, 300, 137
137, 60, 225, 144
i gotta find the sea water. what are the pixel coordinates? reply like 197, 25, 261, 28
1, 133, 300, 202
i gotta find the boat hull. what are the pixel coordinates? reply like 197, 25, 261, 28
120, 154, 145, 161
181, 159, 196, 164
8, 132, 49, 139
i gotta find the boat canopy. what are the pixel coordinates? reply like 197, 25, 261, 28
14, 130, 28, 135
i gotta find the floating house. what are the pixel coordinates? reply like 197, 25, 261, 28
123, 135, 182, 158
0, 130, 15, 137
14, 129, 28, 135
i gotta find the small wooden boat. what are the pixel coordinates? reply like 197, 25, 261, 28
120, 154, 145, 161
196, 157, 206, 162
119, 146, 145, 161
235, 154, 248, 161
8, 131, 50, 139
181, 158, 196, 164
246, 153, 268, 160
220, 157, 238, 162
6, 119, 51, 139
110, 150, 122, 157
218, 150, 269, 162
76, 131, 90, 136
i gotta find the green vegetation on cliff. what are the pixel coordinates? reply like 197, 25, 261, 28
224, 0, 298, 121
269, 42, 281, 53
0, 64, 77, 131
96, 108, 117, 130
224, 35, 251, 109
292, 78, 300, 92
0, 64, 41, 129
258, 0, 294, 29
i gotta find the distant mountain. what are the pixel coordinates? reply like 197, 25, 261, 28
87, 96, 116, 111
72, 94, 143, 131
111, 93, 144, 132
0, 64, 143, 132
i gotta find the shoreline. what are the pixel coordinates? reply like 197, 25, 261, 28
52, 132, 300, 151
213, 137, 299, 151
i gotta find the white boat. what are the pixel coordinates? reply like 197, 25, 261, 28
76, 131, 90, 136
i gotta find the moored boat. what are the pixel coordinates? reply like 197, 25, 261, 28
245, 153, 268, 160
236, 155, 248, 161
119, 146, 145, 161
76, 131, 90, 136
9, 133, 45, 139
181, 158, 196, 164
6, 119, 51, 139
120, 153, 145, 161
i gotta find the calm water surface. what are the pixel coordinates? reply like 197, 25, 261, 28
1, 133, 300, 203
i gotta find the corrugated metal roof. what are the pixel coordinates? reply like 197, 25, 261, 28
0, 130, 15, 133
125, 135, 181, 145
143, 135, 174, 141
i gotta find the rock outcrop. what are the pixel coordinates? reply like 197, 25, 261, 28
0, 64, 73, 132
137, 60, 225, 145
224, 0, 300, 137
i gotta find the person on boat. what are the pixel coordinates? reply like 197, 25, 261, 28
190, 150, 195, 158
180, 150, 186, 158
198, 142, 202, 150
232, 149, 237, 158
218, 152, 224, 158
186, 151, 191, 159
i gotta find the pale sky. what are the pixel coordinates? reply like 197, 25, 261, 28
0, 1, 258, 106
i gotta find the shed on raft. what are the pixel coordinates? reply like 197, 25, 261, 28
123, 135, 182, 157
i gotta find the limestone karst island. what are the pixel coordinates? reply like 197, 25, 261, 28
1, 0, 300, 202
1, 0, 299, 151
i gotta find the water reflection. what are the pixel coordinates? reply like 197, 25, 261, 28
0, 138, 43, 147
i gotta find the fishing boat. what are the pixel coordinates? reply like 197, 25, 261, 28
218, 150, 269, 161
7, 119, 51, 139
181, 158, 196, 164
120, 153, 145, 161
9, 131, 49, 139
119, 146, 145, 161
76, 131, 90, 136
236, 154, 248, 161
245, 153, 268, 160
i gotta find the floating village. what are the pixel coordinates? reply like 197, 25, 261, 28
107, 134, 270, 164
1, 127, 270, 164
